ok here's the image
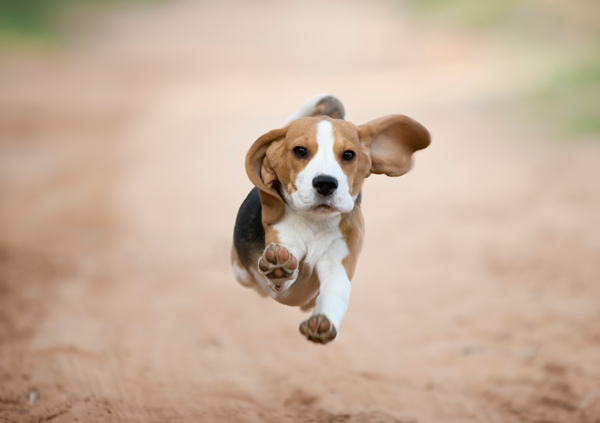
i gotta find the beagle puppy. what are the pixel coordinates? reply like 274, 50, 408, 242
231, 94, 430, 344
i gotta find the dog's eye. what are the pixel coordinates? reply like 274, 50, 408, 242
341, 150, 356, 161
293, 146, 308, 159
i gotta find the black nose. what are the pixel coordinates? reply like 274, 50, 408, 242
312, 175, 338, 196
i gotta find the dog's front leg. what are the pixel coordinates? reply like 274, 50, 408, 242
299, 240, 351, 344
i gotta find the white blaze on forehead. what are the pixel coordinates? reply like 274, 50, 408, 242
290, 120, 354, 212
315, 120, 341, 175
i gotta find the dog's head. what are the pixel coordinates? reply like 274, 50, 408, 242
246, 114, 430, 224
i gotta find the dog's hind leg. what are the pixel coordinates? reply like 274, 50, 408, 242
231, 245, 268, 297
231, 246, 255, 287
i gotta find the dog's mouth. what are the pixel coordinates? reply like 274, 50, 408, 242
311, 203, 341, 214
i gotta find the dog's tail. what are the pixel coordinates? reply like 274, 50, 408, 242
285, 93, 345, 123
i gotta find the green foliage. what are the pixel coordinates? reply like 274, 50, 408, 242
0, 0, 157, 45
532, 46, 600, 138
0, 0, 63, 40
403, 0, 525, 29
404, 0, 600, 139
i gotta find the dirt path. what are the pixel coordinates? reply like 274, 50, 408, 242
1, 1, 600, 422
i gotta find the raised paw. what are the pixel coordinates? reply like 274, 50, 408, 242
299, 314, 337, 344
258, 244, 298, 287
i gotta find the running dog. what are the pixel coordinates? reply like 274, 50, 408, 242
231, 94, 430, 344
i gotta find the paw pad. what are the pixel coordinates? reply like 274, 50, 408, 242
299, 314, 337, 344
258, 244, 298, 281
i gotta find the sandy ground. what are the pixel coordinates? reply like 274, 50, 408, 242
1, 1, 600, 422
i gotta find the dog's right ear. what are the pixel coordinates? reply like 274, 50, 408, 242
245, 127, 288, 225
358, 114, 430, 177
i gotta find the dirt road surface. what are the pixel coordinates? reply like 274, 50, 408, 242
1, 1, 600, 422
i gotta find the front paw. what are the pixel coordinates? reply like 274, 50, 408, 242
258, 243, 298, 284
299, 314, 337, 344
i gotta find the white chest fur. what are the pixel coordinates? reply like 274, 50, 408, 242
272, 207, 352, 331
272, 208, 347, 270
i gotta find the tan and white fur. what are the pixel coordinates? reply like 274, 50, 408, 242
231, 94, 430, 344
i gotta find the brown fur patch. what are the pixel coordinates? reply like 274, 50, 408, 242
358, 114, 430, 177
340, 205, 365, 280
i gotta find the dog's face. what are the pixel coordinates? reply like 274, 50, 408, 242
246, 115, 430, 225
263, 118, 369, 216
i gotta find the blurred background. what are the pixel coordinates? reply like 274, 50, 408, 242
1, 1, 599, 422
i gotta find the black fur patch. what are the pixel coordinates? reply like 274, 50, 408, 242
233, 188, 265, 268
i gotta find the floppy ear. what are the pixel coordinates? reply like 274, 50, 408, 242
245, 127, 288, 225
358, 114, 430, 177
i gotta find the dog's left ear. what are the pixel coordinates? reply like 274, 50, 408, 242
245, 126, 288, 225
358, 114, 430, 177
